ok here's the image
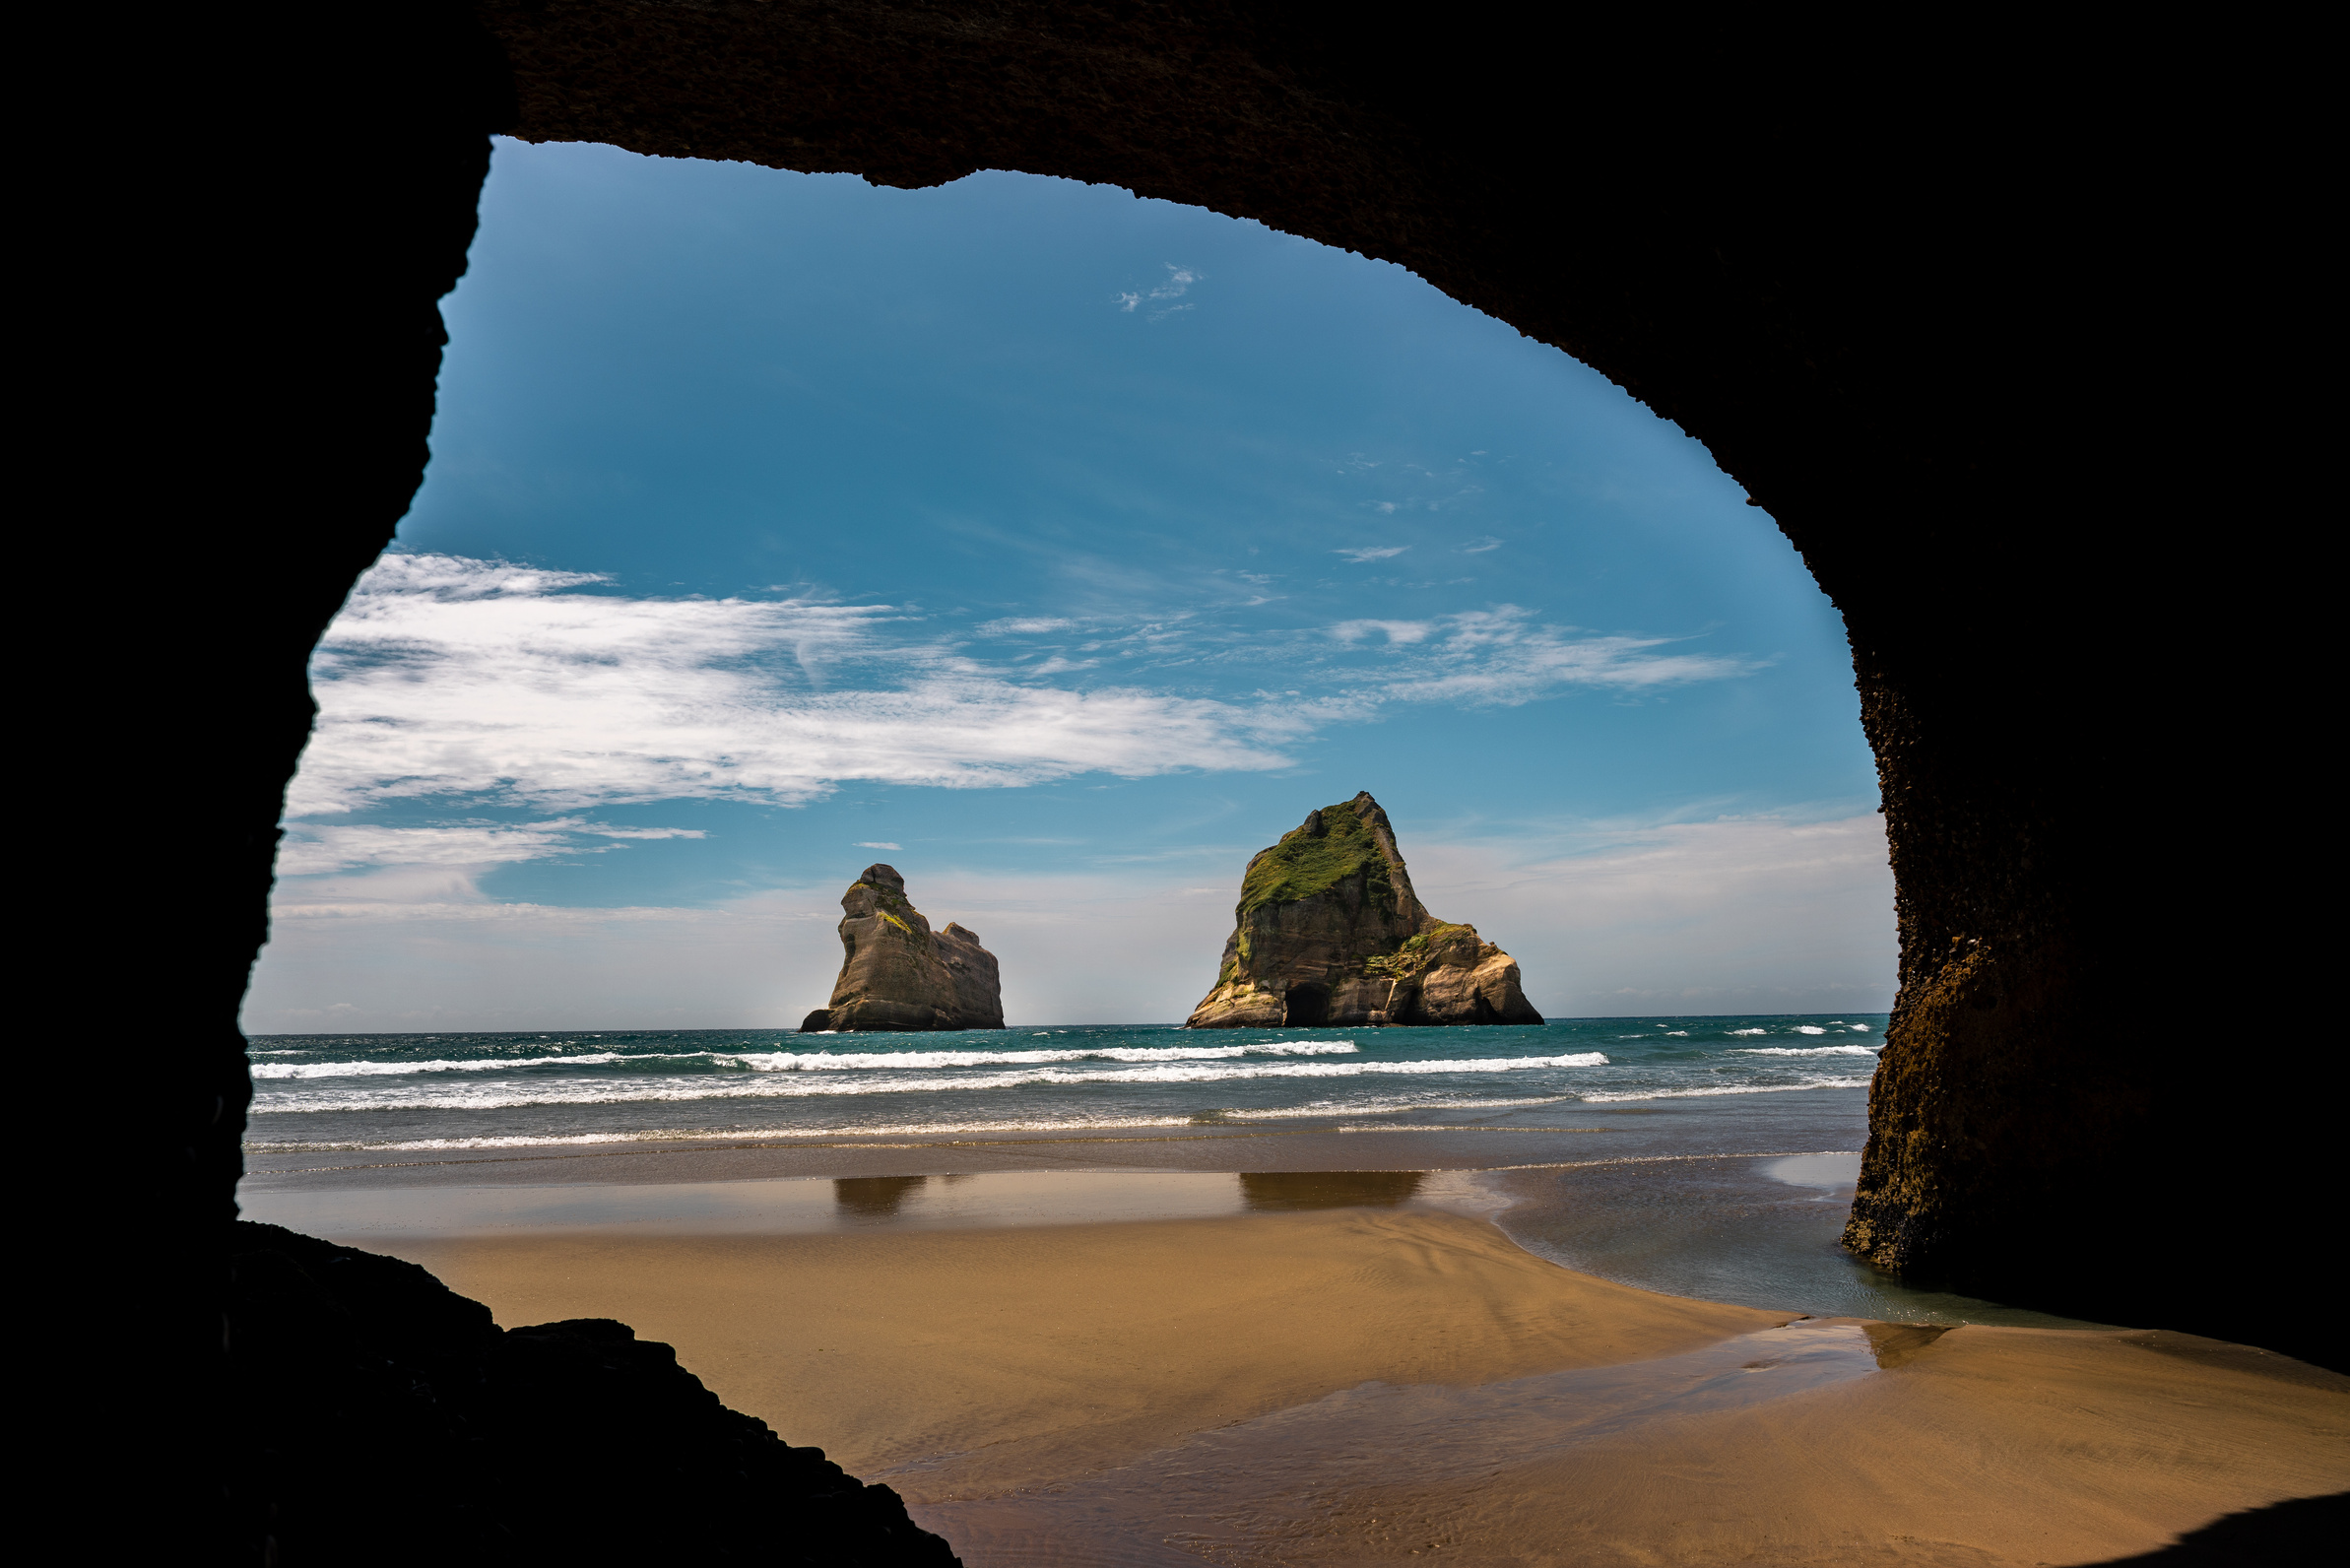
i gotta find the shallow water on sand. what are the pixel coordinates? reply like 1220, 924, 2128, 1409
1482, 1151, 2097, 1329
238, 1166, 1486, 1238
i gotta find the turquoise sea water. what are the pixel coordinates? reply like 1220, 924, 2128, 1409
241, 1014, 1884, 1153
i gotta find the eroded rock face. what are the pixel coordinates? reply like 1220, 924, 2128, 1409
1185, 793, 1541, 1028
801, 864, 1004, 1032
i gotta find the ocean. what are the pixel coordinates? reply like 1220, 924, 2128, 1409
242, 1014, 1885, 1155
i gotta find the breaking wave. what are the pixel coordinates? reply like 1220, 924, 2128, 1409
251, 1039, 1360, 1080
252, 1052, 641, 1079
1579, 1077, 1872, 1103
726, 1041, 1358, 1071
249, 1053, 1613, 1116
240, 1015, 1888, 1152
1733, 1045, 1881, 1058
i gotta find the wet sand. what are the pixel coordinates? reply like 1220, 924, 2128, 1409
372, 1203, 2350, 1566
1221, 1326, 2350, 1567
389, 1208, 1783, 1499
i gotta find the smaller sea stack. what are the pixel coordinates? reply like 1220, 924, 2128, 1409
1186, 792, 1542, 1028
801, 864, 1004, 1032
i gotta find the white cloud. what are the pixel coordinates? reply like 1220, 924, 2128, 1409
854, 841, 902, 850
1371, 608, 1756, 703
276, 817, 706, 877
280, 820, 582, 877
1335, 545, 1409, 562
280, 556, 1766, 877
293, 555, 1305, 822
1462, 536, 1503, 554
1331, 619, 1435, 646
1115, 265, 1202, 319
974, 617, 1077, 636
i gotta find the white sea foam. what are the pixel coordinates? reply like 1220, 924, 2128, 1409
1727, 1028, 1769, 1036
1732, 1045, 1881, 1058
250, 1053, 1612, 1115
723, 1041, 1358, 1071
249, 1041, 1360, 1079
1794, 1025, 1828, 1035
1848, 1023, 1871, 1031
242, 1113, 1208, 1152
1577, 1076, 1870, 1103
1215, 1092, 1579, 1121
250, 1052, 643, 1078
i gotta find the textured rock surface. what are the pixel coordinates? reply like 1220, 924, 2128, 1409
802, 864, 1004, 1032
227, 1221, 960, 1565
1186, 794, 1541, 1029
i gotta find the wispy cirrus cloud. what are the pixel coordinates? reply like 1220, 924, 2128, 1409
279, 817, 707, 877
1115, 264, 1201, 319
1335, 545, 1409, 562
1331, 620, 1435, 646
974, 617, 1077, 636
1367, 608, 1758, 704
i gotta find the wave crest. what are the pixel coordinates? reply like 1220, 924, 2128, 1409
250, 1052, 1611, 1115
1732, 1045, 1881, 1058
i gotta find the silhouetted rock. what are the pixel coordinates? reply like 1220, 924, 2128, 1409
227, 1220, 960, 1566
1185, 793, 1542, 1028
803, 864, 1004, 1032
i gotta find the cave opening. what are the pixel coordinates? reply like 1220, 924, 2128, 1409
1281, 983, 1332, 1027
137, 6, 2332, 1560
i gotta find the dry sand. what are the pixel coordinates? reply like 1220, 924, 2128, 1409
384, 1209, 2350, 1566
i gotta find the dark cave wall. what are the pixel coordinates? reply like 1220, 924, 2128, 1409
148, 17, 2317, 1548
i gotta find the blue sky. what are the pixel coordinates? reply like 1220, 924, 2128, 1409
242, 140, 1893, 1030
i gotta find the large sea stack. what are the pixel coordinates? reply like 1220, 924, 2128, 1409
800, 864, 1004, 1032
1185, 793, 1542, 1029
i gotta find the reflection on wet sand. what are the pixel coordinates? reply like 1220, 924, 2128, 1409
247, 1166, 1469, 1240
834, 1175, 933, 1216
1239, 1171, 1425, 1211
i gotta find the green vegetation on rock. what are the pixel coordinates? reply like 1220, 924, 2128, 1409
853, 881, 930, 947
1237, 800, 1395, 916
1361, 922, 1474, 978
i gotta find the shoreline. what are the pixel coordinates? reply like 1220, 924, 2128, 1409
278, 1160, 2350, 1566
236, 1120, 2096, 1331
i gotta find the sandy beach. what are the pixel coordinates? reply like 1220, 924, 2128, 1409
368, 1194, 2350, 1566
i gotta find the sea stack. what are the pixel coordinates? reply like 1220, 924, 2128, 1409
1184, 793, 1543, 1029
800, 864, 1005, 1032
